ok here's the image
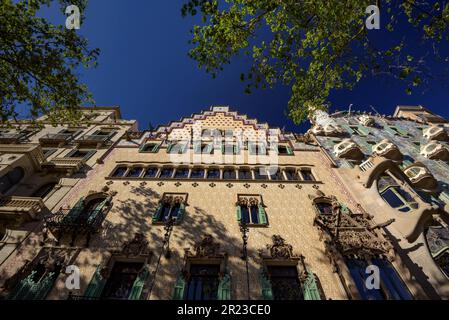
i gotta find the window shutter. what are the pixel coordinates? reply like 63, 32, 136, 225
33, 272, 57, 300
439, 190, 449, 206
166, 143, 173, 153
8, 272, 36, 300
182, 143, 189, 153
357, 125, 370, 136
217, 274, 231, 300
234, 144, 240, 155
172, 274, 186, 300
395, 125, 408, 136
206, 143, 213, 154
259, 144, 266, 155
128, 265, 150, 300
258, 205, 268, 225
138, 144, 146, 152
87, 196, 111, 225
63, 198, 85, 223
221, 143, 225, 154
341, 124, 354, 135
152, 203, 163, 223
84, 150, 96, 161
302, 271, 322, 300
236, 205, 242, 222
84, 266, 107, 298
260, 274, 274, 300
286, 146, 293, 155
152, 143, 160, 153
176, 203, 186, 222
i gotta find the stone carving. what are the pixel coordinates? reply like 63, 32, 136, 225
184, 234, 224, 259
266, 235, 295, 259
118, 233, 150, 257
314, 198, 394, 260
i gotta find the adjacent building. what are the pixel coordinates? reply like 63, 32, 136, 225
0, 105, 447, 300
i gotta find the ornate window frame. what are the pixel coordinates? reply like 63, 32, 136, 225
236, 194, 268, 227
152, 193, 188, 225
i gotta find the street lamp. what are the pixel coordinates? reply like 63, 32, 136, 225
239, 221, 250, 300
147, 217, 176, 298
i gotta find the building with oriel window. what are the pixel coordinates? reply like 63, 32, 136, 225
0, 105, 448, 300
309, 105, 449, 299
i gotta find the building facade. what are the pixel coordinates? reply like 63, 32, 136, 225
0, 105, 447, 300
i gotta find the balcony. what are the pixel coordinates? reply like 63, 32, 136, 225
76, 134, 111, 148
45, 198, 110, 246
358, 115, 375, 127
0, 133, 24, 144
38, 133, 74, 146
333, 139, 364, 160
403, 163, 438, 191
0, 196, 45, 225
41, 157, 85, 176
372, 139, 402, 161
311, 124, 344, 137
423, 126, 447, 141
420, 142, 449, 161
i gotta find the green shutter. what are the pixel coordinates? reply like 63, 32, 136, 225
236, 205, 242, 222
128, 265, 150, 300
221, 143, 225, 154
12, 271, 56, 300
87, 196, 111, 225
182, 143, 189, 153
260, 144, 266, 155
172, 274, 186, 300
286, 146, 293, 155
234, 144, 240, 155
139, 144, 146, 152
152, 143, 160, 153
439, 190, 449, 206
340, 124, 354, 135
152, 203, 163, 223
84, 150, 96, 161
63, 198, 85, 223
84, 266, 107, 298
260, 273, 274, 300
206, 143, 213, 154
258, 205, 268, 225
217, 274, 231, 300
395, 125, 408, 136
176, 203, 186, 222
357, 125, 370, 136
340, 203, 350, 214
302, 272, 322, 300
166, 143, 173, 153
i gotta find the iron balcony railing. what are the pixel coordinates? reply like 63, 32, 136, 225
0, 133, 25, 143
39, 133, 74, 143
76, 134, 110, 143
45, 207, 107, 233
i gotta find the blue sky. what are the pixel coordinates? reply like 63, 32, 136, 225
41, 1, 449, 132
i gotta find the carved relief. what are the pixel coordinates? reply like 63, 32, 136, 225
184, 234, 225, 259
115, 233, 151, 257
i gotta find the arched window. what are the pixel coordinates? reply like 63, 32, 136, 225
190, 168, 205, 179
223, 168, 236, 180
32, 182, 57, 199
345, 258, 412, 300
111, 166, 127, 178
126, 167, 143, 178
284, 169, 298, 181
144, 167, 158, 178
174, 168, 190, 179
0, 167, 25, 194
207, 168, 220, 179
238, 168, 252, 180
377, 172, 418, 212
159, 167, 174, 179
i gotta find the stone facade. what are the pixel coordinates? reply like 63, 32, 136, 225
0, 105, 447, 300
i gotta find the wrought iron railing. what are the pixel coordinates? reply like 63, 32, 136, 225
45, 207, 107, 232
0, 133, 25, 143
39, 133, 74, 143
76, 134, 110, 143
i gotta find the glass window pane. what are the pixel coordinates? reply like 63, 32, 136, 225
241, 206, 250, 224
254, 168, 266, 180
126, 167, 143, 177
174, 168, 189, 179
144, 167, 158, 178
266, 266, 302, 300
285, 170, 297, 181
186, 265, 220, 301
112, 167, 127, 177
300, 169, 315, 181
207, 169, 220, 179
223, 169, 236, 179
190, 168, 205, 179
238, 169, 252, 180
381, 188, 406, 208
250, 206, 259, 224
160, 168, 174, 178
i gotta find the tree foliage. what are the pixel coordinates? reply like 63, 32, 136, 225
182, 0, 449, 123
0, 0, 99, 124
